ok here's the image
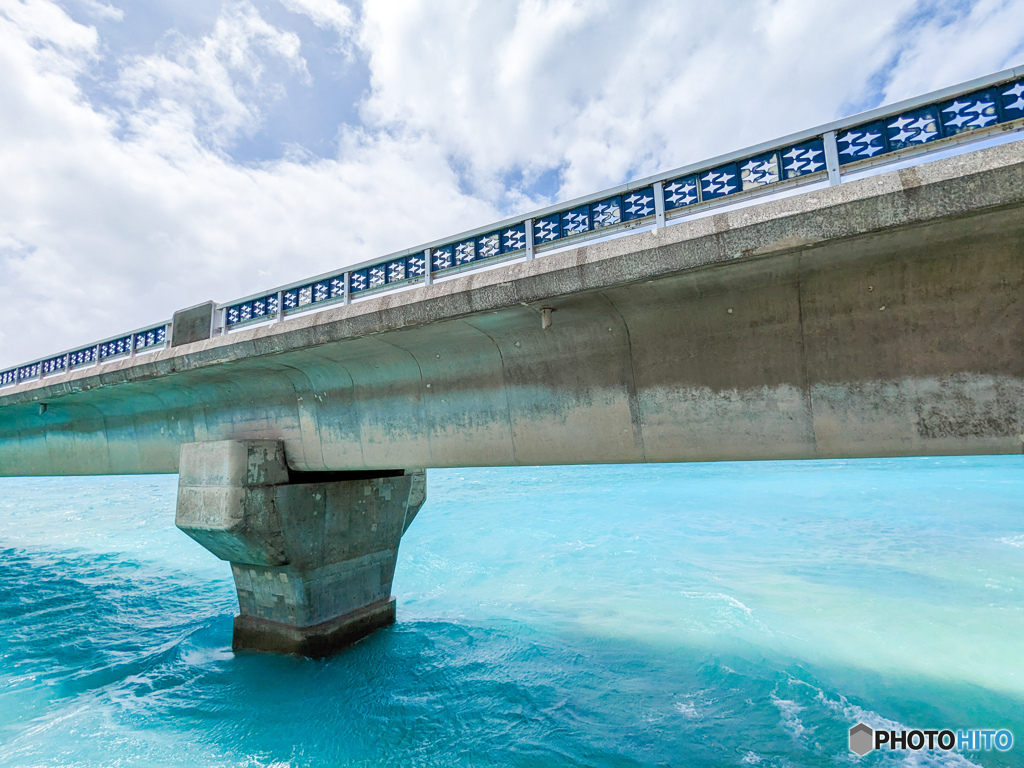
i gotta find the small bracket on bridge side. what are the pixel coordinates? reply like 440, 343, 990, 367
521, 302, 557, 329
541, 307, 555, 330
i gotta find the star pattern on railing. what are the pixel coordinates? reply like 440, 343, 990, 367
623, 189, 655, 219
741, 154, 780, 191
477, 233, 500, 260
431, 245, 453, 271
664, 177, 698, 209
534, 216, 560, 243
592, 198, 621, 229
887, 108, 940, 151
701, 167, 738, 199
6, 73, 1024, 380
455, 240, 476, 265
781, 141, 825, 179
838, 122, 887, 160
561, 207, 590, 236
1002, 81, 1024, 116
502, 225, 526, 252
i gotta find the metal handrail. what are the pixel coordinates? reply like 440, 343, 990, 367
3, 64, 1023, 388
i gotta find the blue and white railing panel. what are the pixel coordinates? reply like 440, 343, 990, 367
351, 251, 428, 295
98, 335, 132, 360
285, 277, 344, 309
664, 137, 826, 213
69, 346, 97, 368
837, 82, 1023, 164
0, 324, 169, 389
41, 354, 67, 375
224, 275, 348, 327
17, 362, 41, 382
211, 66, 1022, 329
4, 67, 1024, 385
135, 326, 167, 350
781, 142, 827, 176
533, 189, 654, 247
226, 293, 278, 325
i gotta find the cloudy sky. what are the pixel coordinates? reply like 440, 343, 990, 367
1, 0, 1023, 368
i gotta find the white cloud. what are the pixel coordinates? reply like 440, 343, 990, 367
117, 1, 308, 150
280, 0, 354, 38
0, 0, 494, 367
354, 0, 1024, 202
75, 0, 125, 22
0, 0, 1023, 368
0, 0, 99, 68
879, 0, 1024, 100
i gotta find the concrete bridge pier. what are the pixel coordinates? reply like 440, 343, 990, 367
174, 440, 425, 657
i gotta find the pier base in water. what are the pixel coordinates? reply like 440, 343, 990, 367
174, 440, 425, 658
231, 597, 397, 657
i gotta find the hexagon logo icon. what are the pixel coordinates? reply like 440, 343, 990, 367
849, 722, 874, 756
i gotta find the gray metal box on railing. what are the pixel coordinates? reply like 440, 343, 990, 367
2, 64, 1023, 387
171, 302, 217, 348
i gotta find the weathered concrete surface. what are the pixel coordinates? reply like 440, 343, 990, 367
1, 142, 1023, 474
176, 439, 426, 656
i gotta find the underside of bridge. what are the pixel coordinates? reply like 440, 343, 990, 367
1, 142, 1022, 654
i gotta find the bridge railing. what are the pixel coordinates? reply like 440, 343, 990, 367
0, 323, 172, 389
3, 65, 1023, 389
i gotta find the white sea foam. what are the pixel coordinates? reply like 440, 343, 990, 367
680, 592, 754, 616
984, 579, 1012, 591
674, 701, 699, 718
813, 688, 983, 767
771, 695, 809, 740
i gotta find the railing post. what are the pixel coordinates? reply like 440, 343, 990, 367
653, 182, 666, 229
823, 130, 841, 186
10, 72, 1015, 385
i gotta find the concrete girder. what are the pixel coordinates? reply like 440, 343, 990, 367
1, 142, 1023, 473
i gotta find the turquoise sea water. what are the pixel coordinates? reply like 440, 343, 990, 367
0, 456, 1022, 767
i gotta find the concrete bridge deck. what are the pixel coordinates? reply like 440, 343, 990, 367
0, 141, 1021, 476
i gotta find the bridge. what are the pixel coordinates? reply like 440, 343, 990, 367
1, 68, 1022, 656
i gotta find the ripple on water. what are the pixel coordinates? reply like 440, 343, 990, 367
0, 458, 1022, 766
